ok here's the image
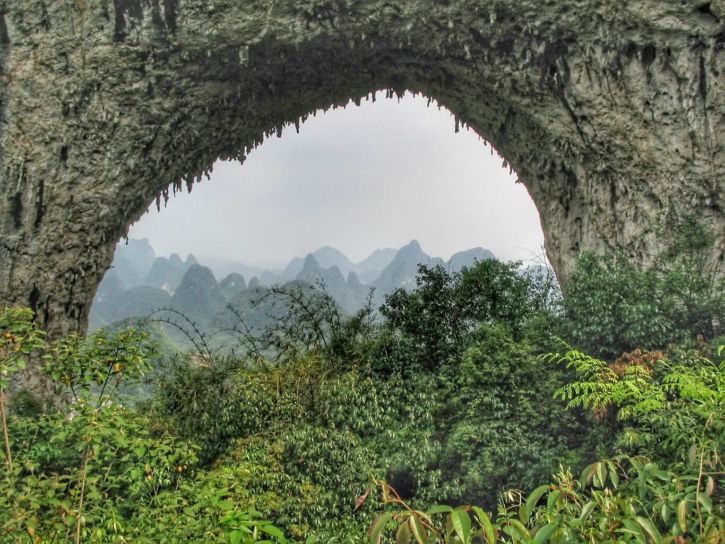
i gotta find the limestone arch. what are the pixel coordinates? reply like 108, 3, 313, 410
0, 1, 722, 336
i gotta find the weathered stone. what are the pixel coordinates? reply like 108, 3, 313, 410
0, 0, 722, 339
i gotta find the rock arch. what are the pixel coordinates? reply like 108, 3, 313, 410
0, 0, 722, 336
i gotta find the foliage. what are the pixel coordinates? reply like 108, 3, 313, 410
254, 283, 378, 366
562, 250, 723, 360
44, 326, 156, 405
379, 261, 558, 372
0, 316, 286, 543
0, 307, 48, 389
0, 307, 47, 470
372, 341, 724, 543
551, 344, 724, 472
2, 242, 722, 543
371, 454, 724, 543
155, 354, 326, 464
432, 326, 594, 508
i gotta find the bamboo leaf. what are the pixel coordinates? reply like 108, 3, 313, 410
427, 505, 453, 516
595, 462, 607, 488
546, 490, 561, 513
369, 512, 393, 544
259, 525, 286, 542
579, 463, 595, 487
634, 517, 662, 544
621, 519, 646, 543
532, 523, 557, 544
506, 519, 532, 543
696, 492, 712, 513
525, 485, 549, 520
676, 500, 688, 533
409, 515, 429, 544
472, 507, 496, 544
396, 521, 411, 544
451, 509, 471, 544
579, 502, 596, 522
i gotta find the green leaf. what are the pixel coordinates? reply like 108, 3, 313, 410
396, 521, 411, 544
634, 517, 661, 544
532, 523, 557, 544
676, 500, 688, 533
450, 509, 471, 544
427, 505, 453, 516
621, 519, 646, 543
260, 525, 286, 542
369, 512, 393, 544
409, 515, 429, 544
472, 507, 496, 544
525, 485, 549, 520
230, 530, 242, 544
594, 462, 607, 488
606, 461, 619, 488
218, 500, 234, 511
546, 490, 561, 513
505, 519, 532, 543
579, 463, 595, 487
660, 504, 669, 524
579, 502, 596, 522
696, 492, 712, 513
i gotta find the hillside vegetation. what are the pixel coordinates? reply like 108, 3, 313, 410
1, 241, 723, 543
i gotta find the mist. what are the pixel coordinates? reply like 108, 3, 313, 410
129, 93, 546, 265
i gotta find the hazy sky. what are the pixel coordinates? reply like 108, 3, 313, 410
129, 93, 545, 267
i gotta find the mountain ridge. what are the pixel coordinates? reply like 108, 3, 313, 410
90, 239, 499, 333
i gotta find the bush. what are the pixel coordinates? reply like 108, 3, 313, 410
380, 261, 559, 372
563, 230, 723, 360
433, 326, 596, 507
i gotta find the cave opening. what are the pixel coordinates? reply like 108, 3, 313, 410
90, 93, 547, 336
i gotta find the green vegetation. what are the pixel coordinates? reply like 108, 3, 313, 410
1, 244, 723, 543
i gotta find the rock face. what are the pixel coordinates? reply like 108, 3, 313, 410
0, 1, 722, 337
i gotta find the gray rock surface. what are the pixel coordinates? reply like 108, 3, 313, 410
0, 0, 722, 341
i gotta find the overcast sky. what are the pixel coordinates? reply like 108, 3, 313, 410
129, 93, 545, 267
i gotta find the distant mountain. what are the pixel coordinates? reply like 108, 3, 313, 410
356, 247, 397, 272
279, 246, 396, 285
447, 247, 496, 272
144, 253, 198, 293
248, 277, 264, 289
90, 238, 499, 337
260, 270, 277, 286
220, 273, 246, 298
277, 247, 355, 283
372, 240, 433, 297
108, 238, 156, 288
295, 255, 368, 314
311, 246, 355, 276
198, 255, 281, 286
213, 284, 277, 334
347, 271, 363, 288
297, 254, 346, 286
94, 269, 124, 305
355, 248, 398, 284
93, 285, 171, 328
170, 265, 227, 323
277, 256, 305, 284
